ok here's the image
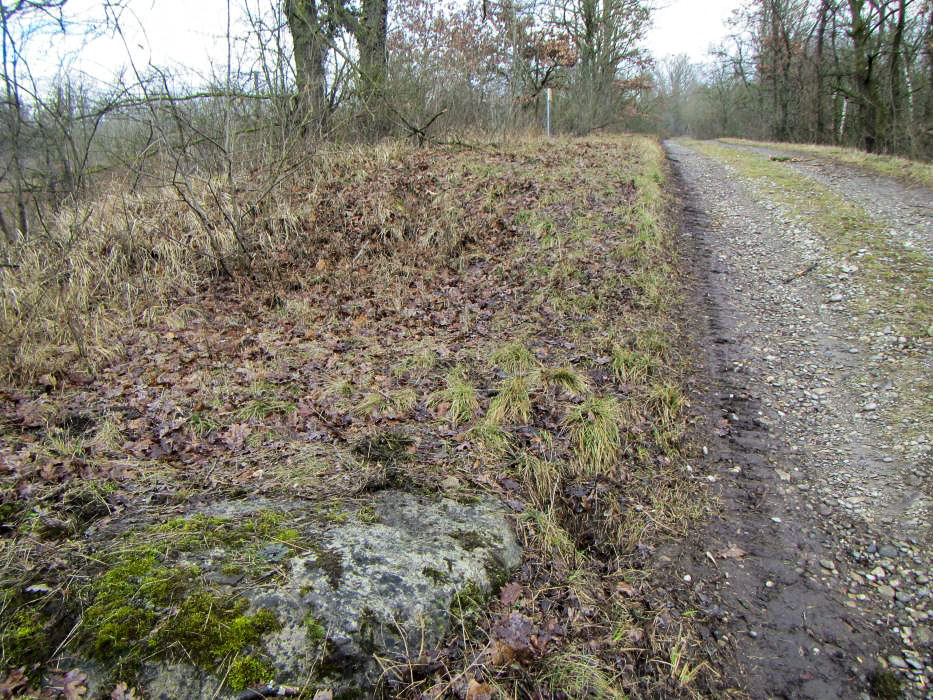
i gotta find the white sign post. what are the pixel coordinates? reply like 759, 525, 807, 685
546, 87, 552, 137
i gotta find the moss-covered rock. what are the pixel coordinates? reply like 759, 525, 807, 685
50, 491, 520, 698
266, 490, 522, 693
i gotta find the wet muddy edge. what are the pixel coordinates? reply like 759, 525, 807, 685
662, 142, 894, 700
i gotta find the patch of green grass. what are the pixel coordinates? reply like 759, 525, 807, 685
529, 213, 556, 239
720, 137, 933, 188
546, 652, 626, 700
429, 367, 480, 427
391, 348, 439, 378
352, 430, 414, 464
44, 427, 85, 459
187, 410, 221, 436
539, 366, 591, 397
564, 396, 622, 476
353, 392, 384, 417
631, 267, 672, 310
353, 388, 417, 418
91, 414, 125, 451
448, 580, 487, 633
490, 341, 537, 374
648, 382, 686, 429
327, 378, 354, 400
487, 375, 533, 425
611, 346, 658, 384
236, 397, 296, 421
524, 509, 580, 566
411, 347, 439, 373
547, 260, 579, 286
468, 421, 511, 456
635, 327, 670, 358
518, 453, 561, 509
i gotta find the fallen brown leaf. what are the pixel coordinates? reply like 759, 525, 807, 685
718, 544, 748, 560
499, 581, 522, 606
465, 679, 495, 700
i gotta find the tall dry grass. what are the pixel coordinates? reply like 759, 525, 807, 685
0, 139, 486, 382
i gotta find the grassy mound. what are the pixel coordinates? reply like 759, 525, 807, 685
0, 135, 713, 698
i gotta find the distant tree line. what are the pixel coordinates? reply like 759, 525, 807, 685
646, 0, 933, 159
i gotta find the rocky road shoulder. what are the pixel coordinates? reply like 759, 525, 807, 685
715, 140, 933, 259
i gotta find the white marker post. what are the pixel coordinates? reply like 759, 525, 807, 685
546, 87, 552, 137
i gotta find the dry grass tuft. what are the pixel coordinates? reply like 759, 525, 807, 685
468, 421, 511, 456
489, 341, 537, 375
518, 453, 561, 509
564, 396, 622, 476
546, 652, 627, 700
611, 345, 658, 384
487, 375, 533, 425
0, 143, 504, 383
429, 367, 480, 427
539, 366, 591, 396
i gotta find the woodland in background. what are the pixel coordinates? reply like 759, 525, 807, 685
648, 0, 933, 159
1, 0, 930, 272
0, 0, 652, 249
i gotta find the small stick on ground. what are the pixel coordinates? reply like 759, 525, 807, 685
782, 261, 819, 284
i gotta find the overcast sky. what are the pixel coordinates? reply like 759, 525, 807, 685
33, 0, 742, 85
646, 0, 743, 63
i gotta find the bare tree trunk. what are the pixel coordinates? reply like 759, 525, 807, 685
888, 0, 907, 152
353, 0, 389, 134
284, 0, 331, 131
1, 6, 29, 242
814, 0, 830, 141
847, 0, 880, 151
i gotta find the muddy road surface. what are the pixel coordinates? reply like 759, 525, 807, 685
666, 139, 932, 699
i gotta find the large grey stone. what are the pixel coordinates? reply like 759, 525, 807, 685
265, 490, 521, 692
74, 491, 521, 699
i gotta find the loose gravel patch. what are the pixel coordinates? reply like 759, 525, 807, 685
667, 139, 932, 699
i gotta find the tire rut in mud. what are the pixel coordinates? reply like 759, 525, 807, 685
665, 144, 898, 700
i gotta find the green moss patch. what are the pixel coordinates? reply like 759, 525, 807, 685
0, 500, 25, 524
352, 431, 415, 465
0, 606, 50, 667
153, 510, 301, 551
75, 508, 303, 683
80, 547, 281, 681
305, 613, 327, 642
229, 655, 275, 692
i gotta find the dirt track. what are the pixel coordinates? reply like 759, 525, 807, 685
666, 140, 932, 699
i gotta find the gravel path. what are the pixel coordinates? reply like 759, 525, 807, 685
667, 139, 932, 699
716, 140, 933, 258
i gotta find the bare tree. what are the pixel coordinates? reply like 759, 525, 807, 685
547, 0, 652, 133
689, 0, 931, 157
